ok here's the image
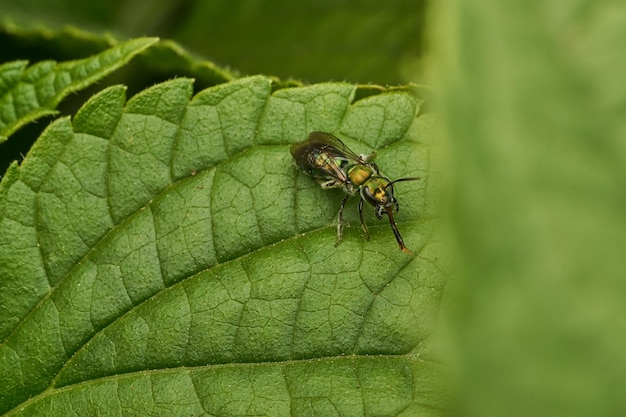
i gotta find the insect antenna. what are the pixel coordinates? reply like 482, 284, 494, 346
383, 177, 421, 190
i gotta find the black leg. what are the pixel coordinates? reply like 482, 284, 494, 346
335, 194, 350, 247
358, 198, 370, 240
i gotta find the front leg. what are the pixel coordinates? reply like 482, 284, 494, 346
334, 194, 350, 247
358, 198, 371, 240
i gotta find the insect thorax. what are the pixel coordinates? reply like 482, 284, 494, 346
347, 164, 374, 186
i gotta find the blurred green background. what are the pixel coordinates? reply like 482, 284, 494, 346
0, 0, 425, 85
432, 1, 626, 416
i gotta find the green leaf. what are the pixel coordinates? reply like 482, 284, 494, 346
0, 0, 425, 85
433, 0, 626, 416
132, 39, 236, 88
0, 76, 446, 415
0, 37, 158, 143
0, 25, 236, 91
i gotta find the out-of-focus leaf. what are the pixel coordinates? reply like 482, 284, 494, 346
0, 0, 425, 85
432, 1, 626, 416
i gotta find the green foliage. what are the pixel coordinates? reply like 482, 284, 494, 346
0, 0, 425, 85
0, 2, 441, 415
0, 45, 445, 414
0, 37, 157, 143
434, 1, 626, 416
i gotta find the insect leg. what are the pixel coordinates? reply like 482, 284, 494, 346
335, 194, 350, 247
320, 179, 340, 189
358, 198, 370, 240
384, 206, 413, 255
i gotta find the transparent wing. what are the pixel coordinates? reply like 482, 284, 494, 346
306, 131, 365, 163
290, 131, 365, 183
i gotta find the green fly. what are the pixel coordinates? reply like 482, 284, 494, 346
290, 131, 420, 254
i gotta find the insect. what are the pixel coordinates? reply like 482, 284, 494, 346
290, 131, 420, 254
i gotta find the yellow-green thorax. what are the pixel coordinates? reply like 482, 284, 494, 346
347, 164, 374, 186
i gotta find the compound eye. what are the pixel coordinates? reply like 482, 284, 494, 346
361, 184, 378, 206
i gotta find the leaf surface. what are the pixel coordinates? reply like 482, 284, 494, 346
0, 76, 446, 416
0, 37, 158, 143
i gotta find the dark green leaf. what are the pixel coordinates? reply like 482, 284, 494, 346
0, 0, 425, 85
